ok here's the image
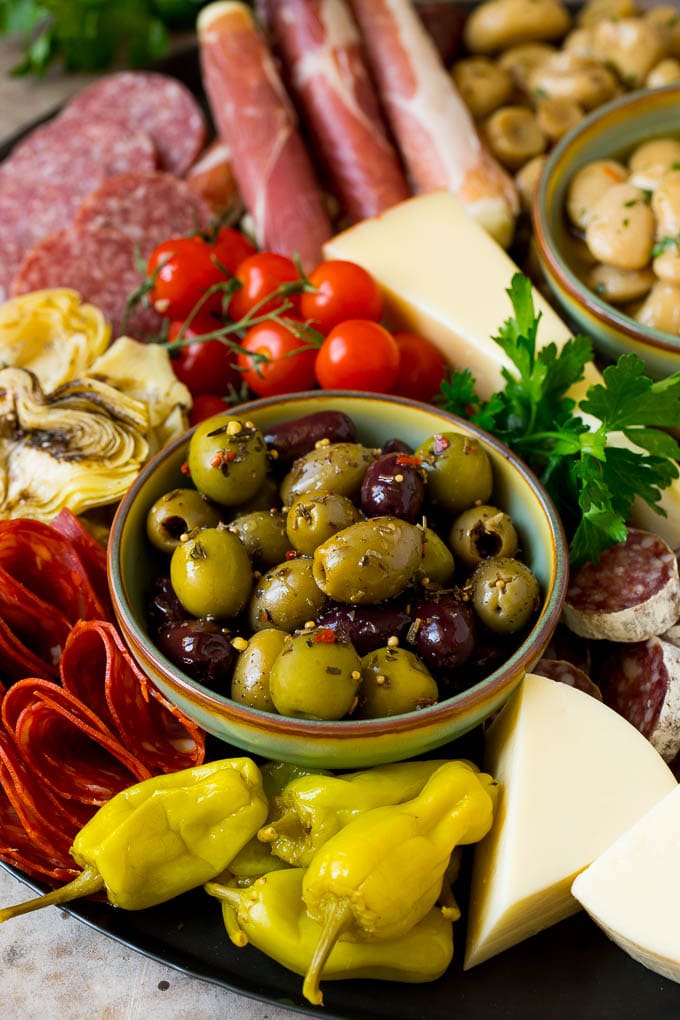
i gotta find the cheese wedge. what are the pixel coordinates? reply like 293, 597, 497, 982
323, 191, 680, 547
572, 784, 680, 983
463, 673, 677, 969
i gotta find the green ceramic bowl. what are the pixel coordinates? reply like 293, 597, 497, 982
534, 84, 680, 380
108, 392, 568, 768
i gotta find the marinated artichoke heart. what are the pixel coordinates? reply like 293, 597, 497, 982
0, 367, 149, 521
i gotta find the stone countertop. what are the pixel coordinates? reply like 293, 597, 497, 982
0, 37, 310, 1020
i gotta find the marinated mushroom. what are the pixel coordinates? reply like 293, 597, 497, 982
498, 42, 557, 90
484, 105, 547, 170
527, 52, 619, 110
566, 158, 628, 231
629, 139, 680, 192
515, 154, 547, 213
576, 0, 637, 27
589, 17, 665, 88
464, 0, 571, 55
635, 280, 680, 334
653, 249, 680, 288
535, 96, 584, 142
451, 56, 515, 119
651, 171, 680, 238
643, 5, 680, 59
586, 263, 657, 303
584, 182, 655, 270
645, 58, 680, 88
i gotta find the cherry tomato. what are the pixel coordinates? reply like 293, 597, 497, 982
392, 332, 448, 402
228, 252, 302, 322
167, 318, 239, 396
189, 394, 232, 426
300, 260, 383, 335
211, 227, 257, 275
237, 319, 318, 397
147, 236, 222, 321
315, 320, 400, 393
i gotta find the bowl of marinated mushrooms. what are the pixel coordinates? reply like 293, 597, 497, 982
533, 83, 680, 378
108, 392, 568, 768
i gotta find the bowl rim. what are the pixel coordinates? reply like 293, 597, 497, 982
533, 83, 680, 357
108, 391, 569, 739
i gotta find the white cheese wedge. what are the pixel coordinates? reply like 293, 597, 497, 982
323, 190, 680, 548
463, 673, 677, 969
572, 784, 680, 983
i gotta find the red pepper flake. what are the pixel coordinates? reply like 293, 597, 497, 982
210, 449, 237, 469
180, 460, 191, 476
285, 549, 300, 560
432, 434, 450, 455
395, 454, 422, 467
311, 628, 336, 644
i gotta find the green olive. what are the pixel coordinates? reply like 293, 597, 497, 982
449, 504, 519, 568
188, 416, 268, 506
312, 517, 424, 604
229, 510, 292, 570
470, 555, 541, 633
415, 431, 493, 512
286, 492, 360, 556
357, 646, 439, 718
417, 527, 456, 587
146, 488, 222, 554
234, 475, 281, 514
280, 443, 377, 505
268, 631, 362, 719
170, 527, 253, 619
248, 557, 327, 632
231, 628, 287, 712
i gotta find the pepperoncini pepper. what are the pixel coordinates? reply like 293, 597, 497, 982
301, 759, 498, 1005
205, 867, 454, 1002
0, 758, 268, 921
257, 758, 449, 867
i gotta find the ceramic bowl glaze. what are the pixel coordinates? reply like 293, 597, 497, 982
533, 84, 680, 380
108, 392, 568, 768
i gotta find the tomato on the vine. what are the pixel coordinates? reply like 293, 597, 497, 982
300, 260, 383, 335
236, 319, 318, 397
315, 319, 399, 393
211, 226, 256, 275
167, 317, 239, 396
189, 394, 232, 426
228, 252, 302, 322
391, 331, 448, 402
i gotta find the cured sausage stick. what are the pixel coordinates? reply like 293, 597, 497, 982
197, 1, 333, 270
349, 0, 518, 248
266, 0, 411, 223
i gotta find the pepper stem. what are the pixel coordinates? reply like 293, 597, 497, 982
204, 882, 249, 948
302, 899, 353, 1007
257, 809, 305, 845
0, 866, 105, 923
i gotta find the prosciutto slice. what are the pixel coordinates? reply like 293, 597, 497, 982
267, 0, 410, 222
349, 0, 518, 247
198, 1, 332, 270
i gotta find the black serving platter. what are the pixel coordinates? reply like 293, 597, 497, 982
2, 17, 680, 1020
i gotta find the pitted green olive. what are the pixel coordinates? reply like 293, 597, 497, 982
470, 556, 541, 633
188, 416, 268, 506
415, 432, 493, 512
312, 517, 424, 604
229, 510, 291, 570
248, 557, 327, 632
170, 527, 253, 619
280, 442, 377, 505
449, 505, 519, 568
418, 527, 456, 587
231, 628, 287, 712
357, 646, 439, 718
286, 492, 360, 556
268, 632, 362, 719
146, 488, 222, 554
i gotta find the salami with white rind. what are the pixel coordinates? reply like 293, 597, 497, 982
562, 529, 680, 643
663, 624, 680, 648
602, 637, 680, 762
534, 658, 602, 701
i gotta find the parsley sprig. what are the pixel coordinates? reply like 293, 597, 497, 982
438, 274, 680, 567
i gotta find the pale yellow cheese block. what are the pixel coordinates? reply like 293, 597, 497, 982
572, 784, 680, 983
463, 673, 677, 969
324, 191, 680, 548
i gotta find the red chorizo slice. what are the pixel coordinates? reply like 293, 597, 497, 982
49, 509, 111, 620
0, 807, 78, 884
563, 529, 680, 642
601, 637, 680, 762
0, 572, 69, 681
267, 0, 410, 223
198, 1, 333, 270
534, 657, 603, 701
60, 621, 206, 774
1, 680, 151, 806
57, 71, 208, 176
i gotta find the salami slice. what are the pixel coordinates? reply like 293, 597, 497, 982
74, 171, 213, 259
601, 637, 680, 762
11, 223, 163, 341
534, 657, 603, 701
60, 621, 206, 775
58, 72, 208, 177
563, 529, 680, 643
49, 509, 111, 619
267, 0, 410, 223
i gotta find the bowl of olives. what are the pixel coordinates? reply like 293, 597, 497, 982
109, 391, 568, 768
533, 83, 680, 380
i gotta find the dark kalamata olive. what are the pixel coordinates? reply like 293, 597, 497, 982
156, 619, 237, 690
382, 437, 414, 455
409, 594, 476, 672
146, 575, 190, 634
317, 603, 412, 656
360, 452, 426, 522
264, 411, 356, 465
